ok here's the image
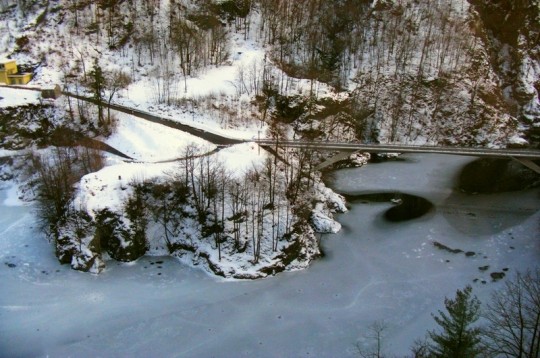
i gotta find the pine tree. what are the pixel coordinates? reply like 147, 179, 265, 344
88, 58, 106, 126
429, 285, 482, 358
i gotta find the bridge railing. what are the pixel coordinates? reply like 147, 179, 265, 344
253, 139, 540, 159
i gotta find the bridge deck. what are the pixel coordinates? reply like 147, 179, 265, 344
255, 140, 540, 159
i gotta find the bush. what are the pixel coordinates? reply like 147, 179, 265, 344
15, 36, 29, 50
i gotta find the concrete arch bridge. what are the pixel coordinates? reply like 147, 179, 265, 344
254, 139, 540, 173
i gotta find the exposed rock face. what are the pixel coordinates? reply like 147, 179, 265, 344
311, 211, 341, 233
94, 208, 148, 263
469, 0, 540, 145
105, 223, 147, 262
55, 234, 78, 265
310, 182, 347, 233
0, 105, 58, 150
55, 210, 105, 274
54, 208, 148, 273
70, 247, 106, 274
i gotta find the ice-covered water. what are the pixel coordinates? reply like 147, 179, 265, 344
1, 154, 538, 357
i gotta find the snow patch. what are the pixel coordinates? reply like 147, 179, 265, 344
0, 87, 40, 108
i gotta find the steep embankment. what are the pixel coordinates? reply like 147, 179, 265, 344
1, 0, 531, 147
469, 0, 540, 146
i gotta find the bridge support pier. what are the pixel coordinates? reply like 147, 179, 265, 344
316, 150, 357, 170
511, 157, 540, 175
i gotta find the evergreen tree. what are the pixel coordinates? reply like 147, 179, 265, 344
88, 58, 106, 126
429, 285, 482, 358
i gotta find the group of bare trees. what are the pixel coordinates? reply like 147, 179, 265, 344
136, 142, 322, 267
58, 0, 234, 104
256, 0, 367, 89
48, 0, 511, 145
253, 0, 476, 89
482, 269, 540, 358
30, 146, 104, 240
142, 144, 315, 265
100, 142, 313, 264
30, 140, 321, 271
246, 0, 513, 145
9, 0, 522, 146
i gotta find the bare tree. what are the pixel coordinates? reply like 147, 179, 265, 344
482, 269, 540, 358
171, 18, 202, 93
228, 178, 246, 251
31, 147, 78, 236
105, 70, 132, 125
31, 146, 104, 238
356, 320, 388, 358
146, 180, 185, 253
410, 338, 430, 358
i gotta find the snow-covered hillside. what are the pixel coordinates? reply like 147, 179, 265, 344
469, 0, 540, 143
2, 0, 537, 146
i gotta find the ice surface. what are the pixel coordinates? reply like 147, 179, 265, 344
1, 154, 538, 357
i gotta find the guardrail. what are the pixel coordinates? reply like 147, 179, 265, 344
254, 140, 540, 159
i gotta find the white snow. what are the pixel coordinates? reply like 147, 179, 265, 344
76, 161, 175, 214
106, 111, 215, 162
2, 182, 25, 207
311, 205, 342, 233
0, 86, 40, 108
0, 1, 539, 355
508, 134, 529, 146
0, 148, 21, 157
215, 141, 266, 177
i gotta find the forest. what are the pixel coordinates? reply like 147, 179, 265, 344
3, 0, 538, 145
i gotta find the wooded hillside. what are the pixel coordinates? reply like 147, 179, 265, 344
1, 0, 538, 146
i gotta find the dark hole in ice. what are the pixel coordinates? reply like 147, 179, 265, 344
458, 158, 540, 194
384, 195, 434, 222
343, 192, 434, 222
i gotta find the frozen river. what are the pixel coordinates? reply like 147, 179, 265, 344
1, 154, 539, 357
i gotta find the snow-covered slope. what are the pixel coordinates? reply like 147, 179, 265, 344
2, 0, 536, 146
